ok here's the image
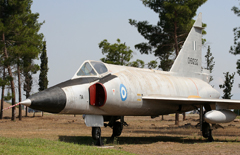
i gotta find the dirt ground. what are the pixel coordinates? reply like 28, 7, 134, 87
1, 101, 240, 155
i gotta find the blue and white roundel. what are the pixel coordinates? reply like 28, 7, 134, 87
120, 84, 127, 101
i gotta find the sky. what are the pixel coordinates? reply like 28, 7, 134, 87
30, 0, 240, 99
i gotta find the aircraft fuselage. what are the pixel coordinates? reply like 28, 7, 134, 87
28, 62, 220, 116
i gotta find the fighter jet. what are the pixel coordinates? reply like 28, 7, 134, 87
21, 13, 240, 145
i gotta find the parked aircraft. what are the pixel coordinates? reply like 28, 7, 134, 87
21, 13, 240, 145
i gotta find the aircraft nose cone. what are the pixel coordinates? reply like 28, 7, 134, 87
20, 99, 32, 106
24, 87, 66, 113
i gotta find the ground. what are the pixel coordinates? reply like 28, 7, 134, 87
1, 101, 240, 154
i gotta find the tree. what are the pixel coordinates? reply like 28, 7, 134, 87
0, 65, 10, 119
219, 72, 235, 99
130, 0, 207, 125
38, 41, 48, 92
99, 39, 147, 68
230, 2, 240, 76
204, 46, 215, 83
99, 39, 133, 66
0, 0, 44, 120
147, 60, 158, 69
128, 59, 145, 68
129, 0, 207, 71
23, 59, 39, 117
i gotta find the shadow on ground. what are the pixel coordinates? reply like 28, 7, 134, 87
58, 135, 220, 145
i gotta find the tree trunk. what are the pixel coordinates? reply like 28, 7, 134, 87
3, 33, 16, 121
0, 67, 5, 119
0, 87, 4, 119
17, 63, 22, 120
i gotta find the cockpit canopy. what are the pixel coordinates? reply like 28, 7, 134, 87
72, 60, 109, 79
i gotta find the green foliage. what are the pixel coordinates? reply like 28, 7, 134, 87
0, 137, 133, 155
158, 50, 174, 71
99, 39, 133, 66
3, 91, 12, 101
204, 46, 215, 83
219, 72, 235, 99
0, 76, 11, 86
147, 60, 158, 69
128, 59, 145, 68
38, 41, 48, 91
129, 0, 207, 71
99, 39, 147, 68
230, 2, 240, 76
23, 72, 32, 98
0, 0, 44, 103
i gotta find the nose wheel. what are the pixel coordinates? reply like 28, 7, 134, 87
92, 127, 103, 146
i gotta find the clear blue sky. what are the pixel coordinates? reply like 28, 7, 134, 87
31, 0, 240, 99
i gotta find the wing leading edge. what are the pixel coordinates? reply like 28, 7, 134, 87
142, 95, 240, 110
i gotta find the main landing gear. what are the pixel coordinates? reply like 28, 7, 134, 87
202, 122, 214, 142
91, 116, 128, 146
199, 105, 214, 142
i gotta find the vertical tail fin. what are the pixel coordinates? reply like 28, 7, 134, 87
170, 13, 203, 77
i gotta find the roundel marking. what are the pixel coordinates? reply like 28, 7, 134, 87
120, 84, 127, 101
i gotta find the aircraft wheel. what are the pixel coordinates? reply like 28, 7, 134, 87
202, 122, 214, 141
113, 122, 123, 137
92, 127, 101, 140
202, 122, 210, 138
92, 127, 103, 146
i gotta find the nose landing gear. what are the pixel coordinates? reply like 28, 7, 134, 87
92, 127, 103, 146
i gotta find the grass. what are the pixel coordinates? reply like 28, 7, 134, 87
0, 137, 133, 155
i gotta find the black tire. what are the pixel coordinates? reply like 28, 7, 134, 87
202, 122, 210, 138
113, 122, 123, 137
92, 127, 101, 140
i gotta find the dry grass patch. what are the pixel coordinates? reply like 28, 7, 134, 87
1, 106, 240, 154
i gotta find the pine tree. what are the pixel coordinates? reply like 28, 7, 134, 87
129, 0, 207, 71
230, 2, 240, 75
130, 0, 207, 125
219, 72, 235, 99
38, 41, 48, 92
23, 58, 39, 117
204, 46, 215, 83
0, 0, 44, 120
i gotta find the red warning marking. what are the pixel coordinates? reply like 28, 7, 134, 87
188, 78, 199, 96
2, 102, 21, 111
